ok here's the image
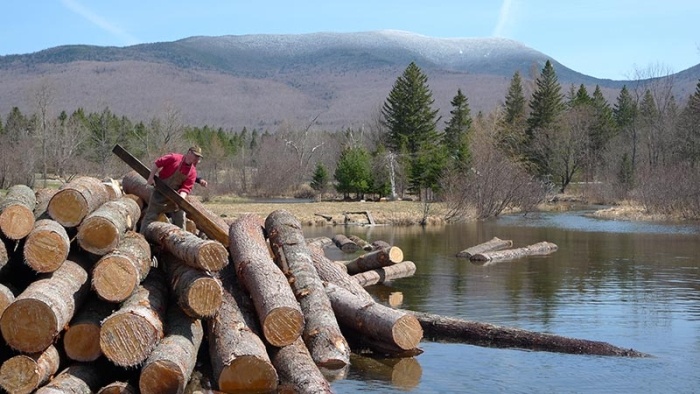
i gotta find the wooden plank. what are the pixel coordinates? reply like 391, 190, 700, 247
111, 144, 229, 247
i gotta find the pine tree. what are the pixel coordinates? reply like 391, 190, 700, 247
443, 88, 472, 170
497, 71, 528, 159
676, 80, 700, 166
334, 146, 372, 199
310, 162, 329, 199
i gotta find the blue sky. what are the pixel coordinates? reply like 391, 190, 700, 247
2, 0, 698, 80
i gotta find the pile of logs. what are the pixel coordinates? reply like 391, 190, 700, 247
0, 174, 649, 393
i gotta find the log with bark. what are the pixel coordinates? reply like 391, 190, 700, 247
143, 221, 229, 272
347, 235, 373, 251
371, 240, 392, 250
265, 209, 350, 368
121, 170, 154, 203
77, 196, 141, 256
331, 234, 360, 253
408, 310, 649, 357
305, 236, 334, 249
207, 268, 278, 393
63, 297, 115, 362
308, 244, 374, 304
33, 188, 58, 220
92, 230, 152, 303
99, 269, 169, 367
160, 252, 223, 319
456, 236, 513, 258
269, 337, 333, 394
0, 184, 36, 240
228, 214, 304, 348
23, 218, 71, 273
97, 381, 139, 394
47, 176, 111, 228
139, 305, 203, 394
352, 261, 417, 287
342, 246, 404, 275
0, 257, 91, 353
0, 283, 14, 318
470, 241, 558, 263
0, 344, 60, 394
35, 363, 105, 394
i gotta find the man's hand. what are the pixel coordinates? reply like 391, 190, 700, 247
196, 177, 208, 187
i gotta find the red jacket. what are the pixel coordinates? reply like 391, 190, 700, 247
155, 153, 197, 194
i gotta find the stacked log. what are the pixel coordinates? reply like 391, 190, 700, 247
63, 298, 115, 362
160, 252, 223, 319
92, 230, 152, 303
35, 363, 104, 393
0, 345, 60, 394
353, 261, 417, 287
77, 196, 141, 255
0, 184, 37, 240
47, 176, 111, 228
143, 221, 228, 272
23, 219, 71, 273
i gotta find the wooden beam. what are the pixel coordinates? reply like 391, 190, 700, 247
111, 144, 229, 247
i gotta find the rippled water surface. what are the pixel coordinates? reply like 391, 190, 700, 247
302, 211, 700, 393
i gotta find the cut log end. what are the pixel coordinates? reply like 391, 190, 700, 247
196, 242, 229, 272
77, 217, 121, 255
0, 299, 57, 353
100, 313, 160, 367
48, 190, 88, 227
92, 257, 139, 302
139, 360, 185, 394
185, 278, 223, 318
388, 246, 404, 263
0, 205, 35, 240
64, 323, 102, 362
393, 314, 424, 350
0, 355, 43, 394
24, 229, 70, 273
263, 307, 305, 347
218, 355, 278, 393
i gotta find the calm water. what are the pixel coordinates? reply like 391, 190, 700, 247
301, 210, 700, 394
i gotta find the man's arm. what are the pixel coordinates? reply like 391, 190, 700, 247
195, 176, 208, 187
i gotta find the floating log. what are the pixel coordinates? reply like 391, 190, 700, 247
77, 197, 141, 256
331, 234, 359, 253
161, 252, 223, 319
35, 363, 104, 394
408, 310, 650, 357
48, 176, 111, 228
325, 282, 423, 352
269, 337, 333, 394
0, 258, 91, 353
352, 261, 417, 287
470, 241, 558, 263
100, 270, 168, 367
0, 345, 60, 394
228, 214, 304, 348
63, 298, 115, 362
0, 184, 36, 240
143, 221, 228, 272
343, 246, 404, 275
305, 236, 334, 249
347, 235, 373, 251
371, 240, 392, 250
92, 230, 152, 303
23, 219, 71, 273
207, 268, 278, 393
266, 209, 350, 368
456, 236, 513, 258
139, 306, 203, 394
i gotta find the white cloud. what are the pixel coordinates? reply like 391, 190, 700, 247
60, 0, 140, 46
493, 0, 514, 37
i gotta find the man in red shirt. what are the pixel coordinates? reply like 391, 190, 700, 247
139, 146, 205, 233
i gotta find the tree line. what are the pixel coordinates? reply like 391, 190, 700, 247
2, 61, 700, 219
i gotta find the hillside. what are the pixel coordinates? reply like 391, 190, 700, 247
0, 30, 698, 131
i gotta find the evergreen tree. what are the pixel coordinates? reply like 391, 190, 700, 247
497, 71, 528, 159
443, 88, 472, 170
334, 146, 372, 199
638, 89, 660, 167
310, 162, 330, 198
676, 80, 700, 166
569, 84, 591, 107
589, 85, 616, 155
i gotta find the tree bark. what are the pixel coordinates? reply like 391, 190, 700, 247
121, 170, 154, 203
92, 230, 152, 303
33, 188, 58, 220
63, 297, 114, 362
470, 241, 558, 263
0, 344, 60, 394
331, 234, 359, 253
456, 236, 513, 258
161, 252, 223, 319
23, 218, 71, 273
99, 269, 169, 367
308, 244, 374, 304
48, 176, 111, 228
97, 381, 139, 394
143, 221, 229, 272
371, 240, 392, 250
0, 184, 36, 240
185, 195, 229, 236
269, 337, 333, 394
347, 235, 373, 251
35, 363, 104, 394
139, 305, 203, 394
305, 236, 334, 249
408, 310, 650, 357
228, 214, 304, 347
352, 261, 417, 287
0, 258, 91, 353
207, 268, 278, 393
266, 209, 350, 368
0, 283, 14, 319
325, 282, 423, 352
77, 196, 141, 256
343, 246, 404, 275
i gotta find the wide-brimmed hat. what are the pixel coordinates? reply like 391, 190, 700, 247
188, 145, 203, 157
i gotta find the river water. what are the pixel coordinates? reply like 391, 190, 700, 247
300, 209, 700, 393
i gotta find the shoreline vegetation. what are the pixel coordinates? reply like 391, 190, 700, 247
202, 194, 677, 227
